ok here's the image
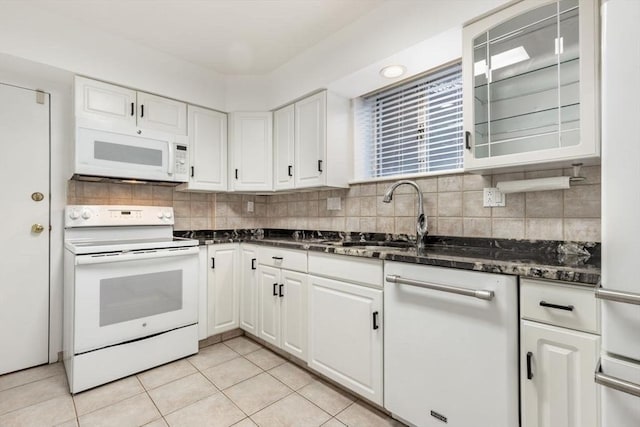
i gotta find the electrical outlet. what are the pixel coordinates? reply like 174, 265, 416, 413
247, 201, 254, 213
327, 197, 342, 210
483, 187, 505, 207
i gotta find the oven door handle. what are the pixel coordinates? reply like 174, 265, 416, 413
75, 246, 199, 265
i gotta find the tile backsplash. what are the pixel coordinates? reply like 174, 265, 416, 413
67, 164, 601, 241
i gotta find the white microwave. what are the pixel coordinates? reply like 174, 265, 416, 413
75, 127, 189, 183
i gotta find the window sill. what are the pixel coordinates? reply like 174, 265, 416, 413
349, 168, 464, 185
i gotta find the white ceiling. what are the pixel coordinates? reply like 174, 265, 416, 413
31, 0, 385, 75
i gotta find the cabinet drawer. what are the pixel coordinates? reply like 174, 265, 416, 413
257, 246, 307, 272
520, 279, 598, 333
308, 252, 382, 288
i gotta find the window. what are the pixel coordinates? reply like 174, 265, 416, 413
357, 62, 464, 180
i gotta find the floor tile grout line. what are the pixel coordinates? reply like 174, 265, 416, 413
294, 388, 350, 420
0, 364, 64, 394
145, 388, 167, 422
74, 390, 149, 419
0, 376, 71, 419
0, 393, 76, 424
206, 360, 265, 391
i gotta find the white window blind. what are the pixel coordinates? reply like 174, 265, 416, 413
358, 63, 464, 179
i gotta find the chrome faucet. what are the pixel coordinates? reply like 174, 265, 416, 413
382, 180, 428, 252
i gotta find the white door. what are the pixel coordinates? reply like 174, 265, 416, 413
187, 106, 227, 191
308, 275, 383, 404
273, 104, 295, 190
74, 76, 136, 132
258, 265, 280, 347
137, 91, 187, 135
295, 92, 325, 188
521, 320, 600, 427
0, 83, 50, 374
280, 269, 307, 361
229, 112, 273, 192
239, 245, 258, 334
207, 245, 239, 336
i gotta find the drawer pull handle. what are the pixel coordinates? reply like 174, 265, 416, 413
372, 311, 379, 330
272, 283, 278, 296
526, 351, 534, 380
272, 256, 283, 261
539, 301, 574, 311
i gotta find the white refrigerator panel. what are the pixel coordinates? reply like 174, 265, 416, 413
601, 0, 640, 361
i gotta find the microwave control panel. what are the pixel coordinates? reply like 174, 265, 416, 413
174, 144, 188, 177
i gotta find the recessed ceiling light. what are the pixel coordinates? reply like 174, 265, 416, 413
380, 65, 406, 79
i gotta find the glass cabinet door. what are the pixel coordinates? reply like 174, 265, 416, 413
471, 0, 580, 160
462, 0, 600, 173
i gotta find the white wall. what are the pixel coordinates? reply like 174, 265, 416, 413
0, 2, 226, 111
0, 53, 74, 362
263, 0, 510, 107
0, 0, 512, 361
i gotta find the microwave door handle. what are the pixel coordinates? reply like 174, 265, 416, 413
167, 141, 174, 176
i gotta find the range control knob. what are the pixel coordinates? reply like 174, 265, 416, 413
81, 209, 92, 220
157, 211, 164, 219
163, 211, 173, 219
69, 209, 80, 220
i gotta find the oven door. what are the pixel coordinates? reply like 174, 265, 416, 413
73, 246, 199, 354
75, 126, 184, 182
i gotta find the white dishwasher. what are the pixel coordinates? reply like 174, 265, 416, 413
384, 262, 519, 427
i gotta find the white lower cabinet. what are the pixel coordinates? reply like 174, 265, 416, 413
239, 245, 258, 335
308, 274, 383, 405
521, 320, 600, 427
257, 265, 308, 360
207, 244, 239, 336
197, 246, 208, 340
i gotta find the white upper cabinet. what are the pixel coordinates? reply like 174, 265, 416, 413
273, 104, 295, 191
177, 106, 227, 192
75, 76, 187, 136
295, 92, 326, 188
463, 0, 599, 172
75, 76, 137, 132
229, 112, 273, 192
137, 92, 187, 135
272, 91, 351, 191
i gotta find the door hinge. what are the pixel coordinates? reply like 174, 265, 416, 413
35, 90, 46, 104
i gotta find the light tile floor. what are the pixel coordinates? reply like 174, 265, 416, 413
0, 336, 405, 427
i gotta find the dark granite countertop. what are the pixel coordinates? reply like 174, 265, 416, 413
175, 229, 601, 286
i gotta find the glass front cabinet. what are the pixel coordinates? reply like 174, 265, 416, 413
463, 0, 599, 172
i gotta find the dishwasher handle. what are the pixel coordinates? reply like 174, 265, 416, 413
385, 274, 495, 301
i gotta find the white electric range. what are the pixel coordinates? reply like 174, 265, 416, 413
63, 205, 199, 393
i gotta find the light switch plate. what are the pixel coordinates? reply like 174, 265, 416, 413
327, 197, 342, 210
483, 188, 505, 207
247, 201, 254, 213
